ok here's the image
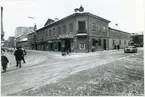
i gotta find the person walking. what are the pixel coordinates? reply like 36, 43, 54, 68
117, 45, 120, 50
21, 48, 26, 63
14, 47, 23, 68
1, 52, 9, 73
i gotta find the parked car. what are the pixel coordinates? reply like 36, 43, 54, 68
124, 46, 138, 53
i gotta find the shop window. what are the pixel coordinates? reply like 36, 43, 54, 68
79, 43, 85, 50
98, 39, 101, 46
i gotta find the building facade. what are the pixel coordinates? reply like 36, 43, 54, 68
27, 12, 131, 52
15, 26, 35, 48
108, 28, 130, 49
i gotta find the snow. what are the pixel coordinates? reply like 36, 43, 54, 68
20, 38, 27, 41
1, 48, 143, 96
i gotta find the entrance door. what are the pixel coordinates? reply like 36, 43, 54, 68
58, 42, 61, 51
103, 39, 106, 50
65, 39, 71, 52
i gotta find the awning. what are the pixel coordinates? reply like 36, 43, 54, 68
76, 33, 88, 36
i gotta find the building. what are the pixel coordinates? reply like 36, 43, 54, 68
27, 12, 131, 52
3, 36, 15, 48
108, 27, 131, 49
15, 26, 35, 48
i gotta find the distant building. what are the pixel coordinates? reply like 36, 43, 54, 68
27, 12, 131, 52
3, 36, 15, 48
15, 26, 35, 48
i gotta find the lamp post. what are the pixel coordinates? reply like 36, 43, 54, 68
28, 16, 37, 50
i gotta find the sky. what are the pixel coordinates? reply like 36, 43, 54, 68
0, 0, 144, 39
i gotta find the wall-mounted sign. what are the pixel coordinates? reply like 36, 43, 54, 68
79, 43, 85, 50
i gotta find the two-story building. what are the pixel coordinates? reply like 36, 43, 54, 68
27, 12, 131, 52
28, 12, 111, 52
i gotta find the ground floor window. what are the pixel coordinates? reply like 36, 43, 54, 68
98, 39, 101, 46
79, 43, 85, 50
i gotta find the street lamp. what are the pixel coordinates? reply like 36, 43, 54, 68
28, 16, 37, 50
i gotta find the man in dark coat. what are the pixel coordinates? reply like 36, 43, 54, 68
14, 47, 23, 68
1, 53, 9, 73
117, 45, 120, 50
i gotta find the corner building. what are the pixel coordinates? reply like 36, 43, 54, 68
27, 12, 130, 52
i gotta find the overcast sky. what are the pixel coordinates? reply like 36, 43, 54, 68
0, 0, 144, 39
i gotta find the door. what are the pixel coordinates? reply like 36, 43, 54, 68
103, 39, 106, 50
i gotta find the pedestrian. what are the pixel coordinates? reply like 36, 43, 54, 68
14, 47, 23, 68
1, 52, 9, 73
117, 45, 120, 50
21, 48, 26, 63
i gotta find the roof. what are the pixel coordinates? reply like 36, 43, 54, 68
109, 27, 131, 35
36, 12, 111, 32
20, 38, 28, 42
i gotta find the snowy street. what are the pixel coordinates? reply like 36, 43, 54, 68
1, 48, 144, 96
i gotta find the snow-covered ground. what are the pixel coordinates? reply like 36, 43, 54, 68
1, 48, 144, 96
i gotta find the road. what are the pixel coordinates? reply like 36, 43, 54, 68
1, 48, 144, 96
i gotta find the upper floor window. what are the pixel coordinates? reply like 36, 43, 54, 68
92, 23, 96, 31
69, 23, 73, 32
98, 24, 101, 32
119, 40, 121, 45
58, 27, 61, 35
102, 26, 107, 32
63, 25, 66, 34
46, 30, 48, 36
78, 21, 86, 30
53, 28, 55, 36
49, 29, 52, 36
124, 40, 126, 45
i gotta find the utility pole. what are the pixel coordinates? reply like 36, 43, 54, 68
1, 7, 4, 41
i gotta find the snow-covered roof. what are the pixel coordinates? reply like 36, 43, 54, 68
20, 38, 28, 42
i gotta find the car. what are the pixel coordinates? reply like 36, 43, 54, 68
124, 46, 138, 53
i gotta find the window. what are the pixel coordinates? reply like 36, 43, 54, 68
69, 23, 73, 32
46, 30, 48, 36
58, 27, 61, 35
78, 21, 86, 30
119, 40, 121, 45
53, 28, 55, 36
79, 43, 85, 50
98, 39, 101, 46
98, 24, 101, 32
92, 23, 96, 31
103, 26, 106, 32
49, 29, 52, 36
63, 25, 66, 34
113, 39, 115, 45
124, 40, 126, 45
